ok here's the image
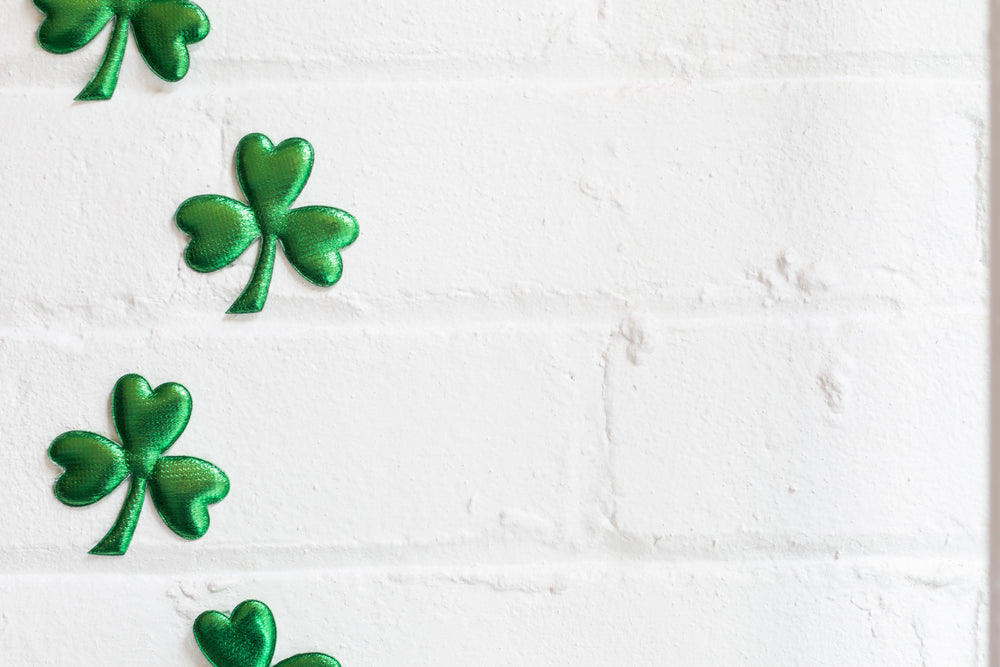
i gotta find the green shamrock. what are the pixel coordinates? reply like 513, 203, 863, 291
176, 132, 359, 314
194, 600, 341, 667
49, 373, 229, 556
33, 0, 210, 101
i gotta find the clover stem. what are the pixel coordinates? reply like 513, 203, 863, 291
228, 234, 278, 314
76, 16, 130, 101
89, 476, 146, 556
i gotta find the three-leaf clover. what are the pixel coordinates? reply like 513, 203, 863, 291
33, 0, 210, 101
176, 132, 359, 314
194, 599, 340, 667
49, 373, 229, 556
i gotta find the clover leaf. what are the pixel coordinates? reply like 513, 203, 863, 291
49, 373, 229, 556
33, 0, 210, 101
176, 132, 359, 314
194, 599, 341, 667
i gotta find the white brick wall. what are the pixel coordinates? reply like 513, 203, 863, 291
0, 1, 988, 665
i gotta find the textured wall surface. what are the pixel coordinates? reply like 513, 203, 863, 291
0, 1, 990, 665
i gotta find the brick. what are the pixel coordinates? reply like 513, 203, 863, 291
601, 313, 987, 549
0, 326, 599, 555
0, 562, 984, 665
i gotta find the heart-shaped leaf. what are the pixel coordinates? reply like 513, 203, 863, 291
49, 430, 128, 506
280, 206, 359, 287
176, 194, 261, 272
149, 455, 229, 540
131, 0, 209, 81
273, 654, 342, 667
34, 0, 114, 54
112, 374, 191, 462
236, 134, 315, 216
194, 600, 276, 667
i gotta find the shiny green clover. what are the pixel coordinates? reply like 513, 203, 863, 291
176, 133, 359, 315
195, 600, 340, 667
33, 0, 210, 101
49, 373, 229, 556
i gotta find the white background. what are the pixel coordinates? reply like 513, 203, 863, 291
0, 1, 989, 665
